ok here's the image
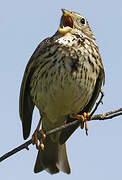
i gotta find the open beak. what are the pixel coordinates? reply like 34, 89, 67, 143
58, 9, 73, 35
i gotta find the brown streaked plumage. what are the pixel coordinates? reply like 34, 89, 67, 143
19, 9, 105, 174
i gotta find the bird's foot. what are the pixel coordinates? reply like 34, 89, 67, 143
32, 129, 46, 150
72, 112, 90, 135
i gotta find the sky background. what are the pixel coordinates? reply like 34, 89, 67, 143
0, 0, 122, 179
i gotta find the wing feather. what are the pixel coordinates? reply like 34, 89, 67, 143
19, 38, 51, 139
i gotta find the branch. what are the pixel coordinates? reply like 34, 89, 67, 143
0, 91, 122, 163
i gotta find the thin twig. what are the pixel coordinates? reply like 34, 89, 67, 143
103, 108, 122, 117
0, 106, 122, 163
91, 112, 122, 120
90, 90, 104, 117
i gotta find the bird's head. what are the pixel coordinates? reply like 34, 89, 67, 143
58, 9, 95, 40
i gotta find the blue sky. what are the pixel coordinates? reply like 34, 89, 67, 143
1, 0, 122, 179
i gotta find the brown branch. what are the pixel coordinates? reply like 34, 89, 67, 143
90, 90, 104, 117
0, 91, 122, 163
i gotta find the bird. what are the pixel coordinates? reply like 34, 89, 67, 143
19, 9, 105, 174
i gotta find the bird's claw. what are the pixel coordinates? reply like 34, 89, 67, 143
72, 112, 90, 135
32, 129, 46, 150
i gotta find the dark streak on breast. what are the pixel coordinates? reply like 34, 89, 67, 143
71, 57, 79, 73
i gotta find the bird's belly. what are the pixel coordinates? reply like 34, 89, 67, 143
31, 72, 95, 121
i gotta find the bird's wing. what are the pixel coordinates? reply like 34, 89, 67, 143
59, 65, 105, 145
19, 38, 51, 140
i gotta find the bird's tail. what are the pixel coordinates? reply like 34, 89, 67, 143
34, 135, 70, 174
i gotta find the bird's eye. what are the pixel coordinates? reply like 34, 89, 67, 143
80, 18, 85, 25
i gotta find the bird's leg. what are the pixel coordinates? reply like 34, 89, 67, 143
72, 112, 90, 135
32, 117, 46, 150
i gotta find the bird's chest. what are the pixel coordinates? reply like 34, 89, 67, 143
30, 54, 97, 120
